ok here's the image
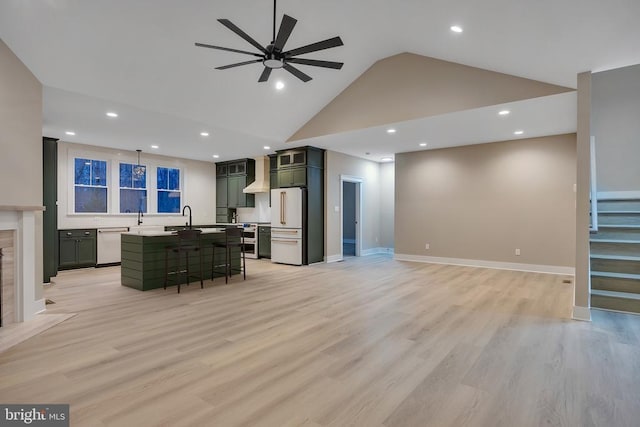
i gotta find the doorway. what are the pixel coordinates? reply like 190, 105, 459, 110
341, 176, 362, 258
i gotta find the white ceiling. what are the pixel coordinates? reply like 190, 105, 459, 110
1, 0, 639, 163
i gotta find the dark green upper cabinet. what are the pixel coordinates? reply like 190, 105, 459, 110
276, 147, 324, 170
216, 164, 227, 177
215, 158, 255, 209
216, 176, 228, 208
227, 175, 247, 207
277, 167, 307, 188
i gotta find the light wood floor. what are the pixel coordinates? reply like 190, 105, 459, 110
1, 255, 639, 427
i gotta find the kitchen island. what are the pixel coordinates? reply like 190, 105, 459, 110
121, 228, 241, 291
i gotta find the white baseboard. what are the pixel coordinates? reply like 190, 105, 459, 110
597, 191, 640, 200
572, 305, 592, 321
394, 254, 575, 276
362, 247, 394, 256
325, 254, 343, 263
326, 248, 394, 262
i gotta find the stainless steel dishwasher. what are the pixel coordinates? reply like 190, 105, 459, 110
97, 227, 129, 266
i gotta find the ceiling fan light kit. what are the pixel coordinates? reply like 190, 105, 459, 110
195, 0, 344, 82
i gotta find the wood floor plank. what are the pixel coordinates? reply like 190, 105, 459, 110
0, 256, 638, 426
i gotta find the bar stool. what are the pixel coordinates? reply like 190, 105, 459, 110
212, 226, 246, 284
164, 229, 204, 293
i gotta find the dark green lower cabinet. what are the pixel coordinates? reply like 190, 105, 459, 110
58, 229, 97, 270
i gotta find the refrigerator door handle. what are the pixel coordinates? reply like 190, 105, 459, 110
280, 191, 286, 225
273, 229, 298, 234
272, 239, 298, 244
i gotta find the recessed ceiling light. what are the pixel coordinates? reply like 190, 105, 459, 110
381, 157, 393, 162
275, 81, 285, 90
65, 131, 76, 136
387, 128, 396, 134
200, 132, 209, 137
213, 154, 220, 159
419, 142, 427, 147
106, 112, 118, 118
150, 145, 159, 149
498, 110, 510, 116
514, 130, 524, 135
263, 146, 271, 150
450, 25, 463, 33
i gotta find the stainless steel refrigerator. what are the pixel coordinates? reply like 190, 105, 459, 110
271, 187, 306, 265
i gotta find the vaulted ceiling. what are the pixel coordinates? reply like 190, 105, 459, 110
1, 0, 638, 162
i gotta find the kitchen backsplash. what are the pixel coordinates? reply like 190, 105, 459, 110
237, 193, 271, 223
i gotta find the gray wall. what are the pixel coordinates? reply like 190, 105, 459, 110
326, 151, 395, 259
0, 38, 44, 300
290, 53, 572, 141
0, 38, 42, 207
395, 134, 577, 268
592, 64, 640, 192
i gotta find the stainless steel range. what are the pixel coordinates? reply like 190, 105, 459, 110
241, 224, 258, 259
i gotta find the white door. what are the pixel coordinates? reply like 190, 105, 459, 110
271, 188, 302, 228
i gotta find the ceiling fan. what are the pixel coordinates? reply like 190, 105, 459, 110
195, 0, 344, 83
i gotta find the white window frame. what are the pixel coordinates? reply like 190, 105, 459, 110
156, 166, 182, 214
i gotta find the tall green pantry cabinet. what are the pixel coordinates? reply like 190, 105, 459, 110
43, 137, 58, 282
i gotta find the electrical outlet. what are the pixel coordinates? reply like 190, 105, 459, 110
425, 243, 430, 250
515, 248, 521, 256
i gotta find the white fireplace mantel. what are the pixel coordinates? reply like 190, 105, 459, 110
0, 205, 45, 322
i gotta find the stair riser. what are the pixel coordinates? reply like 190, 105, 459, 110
591, 258, 640, 275
598, 214, 640, 225
591, 294, 640, 314
590, 242, 640, 256
591, 276, 640, 293
598, 200, 640, 211
591, 229, 640, 240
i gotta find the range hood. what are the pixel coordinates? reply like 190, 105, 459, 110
243, 156, 270, 193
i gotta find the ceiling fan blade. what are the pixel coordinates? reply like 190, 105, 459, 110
286, 58, 343, 69
216, 59, 263, 70
273, 14, 297, 52
195, 42, 262, 57
283, 63, 312, 82
258, 67, 272, 82
284, 36, 344, 57
218, 19, 268, 54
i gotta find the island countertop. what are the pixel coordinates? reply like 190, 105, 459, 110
122, 227, 227, 237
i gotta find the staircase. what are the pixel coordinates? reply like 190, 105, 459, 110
590, 198, 640, 314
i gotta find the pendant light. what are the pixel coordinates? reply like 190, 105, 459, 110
133, 149, 145, 177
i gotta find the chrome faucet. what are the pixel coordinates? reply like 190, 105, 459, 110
182, 205, 192, 229
137, 209, 144, 225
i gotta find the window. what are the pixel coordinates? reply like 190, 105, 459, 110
119, 163, 147, 213
74, 158, 107, 213
157, 167, 180, 213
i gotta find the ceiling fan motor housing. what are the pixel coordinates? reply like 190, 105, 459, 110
264, 44, 284, 68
